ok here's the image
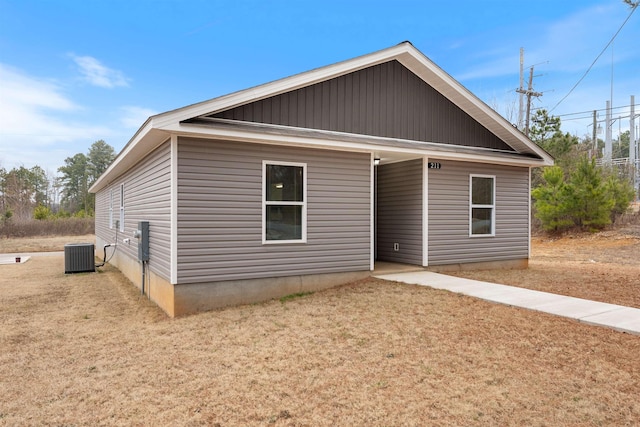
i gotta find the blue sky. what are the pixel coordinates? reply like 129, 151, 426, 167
1, 0, 638, 174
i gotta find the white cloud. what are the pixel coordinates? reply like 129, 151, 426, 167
120, 106, 157, 128
70, 54, 129, 88
0, 64, 77, 112
0, 64, 111, 171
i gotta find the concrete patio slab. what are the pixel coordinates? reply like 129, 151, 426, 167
0, 255, 31, 265
0, 251, 64, 265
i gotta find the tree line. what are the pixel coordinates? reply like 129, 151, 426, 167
1, 113, 636, 234
0, 140, 115, 222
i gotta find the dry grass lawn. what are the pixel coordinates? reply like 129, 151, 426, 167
1, 233, 639, 425
0, 234, 94, 254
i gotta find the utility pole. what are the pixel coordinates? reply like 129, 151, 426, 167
518, 66, 543, 137
630, 95, 637, 199
518, 48, 524, 131
515, 48, 544, 137
592, 110, 597, 158
605, 100, 612, 162
630, 95, 636, 165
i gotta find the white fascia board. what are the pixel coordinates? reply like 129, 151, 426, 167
164, 122, 548, 168
89, 122, 169, 193
155, 41, 551, 166
152, 45, 410, 129
91, 42, 551, 194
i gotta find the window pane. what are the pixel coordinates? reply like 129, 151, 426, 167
472, 177, 493, 205
471, 208, 492, 235
266, 165, 303, 202
266, 205, 302, 240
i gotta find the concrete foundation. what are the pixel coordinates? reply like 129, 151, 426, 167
96, 235, 527, 317
174, 270, 369, 316
96, 236, 175, 315
426, 258, 528, 272
97, 235, 369, 317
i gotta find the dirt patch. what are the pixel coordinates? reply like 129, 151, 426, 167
1, 252, 639, 425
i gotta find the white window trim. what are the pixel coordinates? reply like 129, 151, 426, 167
109, 188, 114, 229
119, 183, 125, 232
262, 160, 307, 244
469, 174, 496, 237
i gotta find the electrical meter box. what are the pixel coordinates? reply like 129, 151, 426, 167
137, 221, 149, 261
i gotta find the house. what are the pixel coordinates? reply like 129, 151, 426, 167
89, 42, 553, 317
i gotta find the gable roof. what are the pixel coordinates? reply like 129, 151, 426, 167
205, 59, 516, 152
90, 42, 553, 193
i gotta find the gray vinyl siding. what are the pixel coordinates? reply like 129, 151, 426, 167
428, 159, 529, 265
211, 60, 513, 152
95, 141, 172, 280
376, 159, 423, 265
94, 186, 112, 245
176, 137, 371, 283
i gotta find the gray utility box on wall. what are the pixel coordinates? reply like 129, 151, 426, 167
64, 243, 95, 274
137, 221, 149, 262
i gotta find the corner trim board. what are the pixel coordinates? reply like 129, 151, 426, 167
422, 157, 429, 267
170, 135, 178, 284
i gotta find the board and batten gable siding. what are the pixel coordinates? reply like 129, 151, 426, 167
211, 61, 513, 152
95, 141, 172, 281
176, 137, 371, 284
428, 159, 529, 265
376, 159, 423, 265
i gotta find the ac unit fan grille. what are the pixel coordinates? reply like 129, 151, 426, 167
64, 243, 95, 274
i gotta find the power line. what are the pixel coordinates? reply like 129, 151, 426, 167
530, 103, 639, 121
549, 3, 638, 113
562, 112, 636, 122
556, 103, 639, 118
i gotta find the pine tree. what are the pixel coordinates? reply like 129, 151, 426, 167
567, 157, 613, 230
531, 166, 574, 232
532, 155, 633, 232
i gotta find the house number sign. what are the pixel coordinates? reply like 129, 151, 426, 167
428, 162, 441, 169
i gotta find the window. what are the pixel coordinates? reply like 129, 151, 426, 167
263, 161, 306, 243
119, 184, 125, 232
470, 175, 495, 237
109, 189, 114, 229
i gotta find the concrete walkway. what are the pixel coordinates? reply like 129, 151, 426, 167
375, 271, 640, 336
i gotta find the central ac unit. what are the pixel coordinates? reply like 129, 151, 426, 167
64, 243, 95, 274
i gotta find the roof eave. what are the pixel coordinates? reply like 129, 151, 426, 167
165, 120, 551, 168
151, 43, 415, 128
91, 42, 554, 191
391, 48, 554, 165
89, 120, 169, 193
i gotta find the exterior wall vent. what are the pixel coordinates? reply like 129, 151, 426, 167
64, 243, 96, 274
